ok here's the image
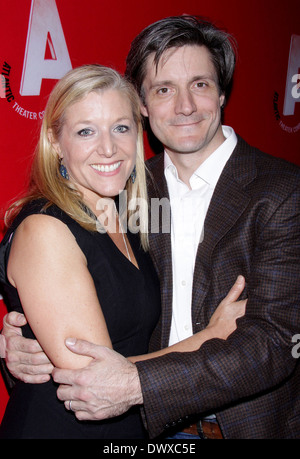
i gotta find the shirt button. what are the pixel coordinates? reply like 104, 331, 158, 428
184, 324, 190, 331
181, 280, 186, 286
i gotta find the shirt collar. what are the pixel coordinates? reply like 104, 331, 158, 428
164, 126, 237, 189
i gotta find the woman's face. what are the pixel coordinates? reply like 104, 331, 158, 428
52, 89, 137, 212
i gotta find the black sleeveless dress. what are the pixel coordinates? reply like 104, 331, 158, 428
0, 200, 161, 439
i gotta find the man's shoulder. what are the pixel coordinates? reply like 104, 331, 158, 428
228, 136, 300, 208
235, 135, 300, 185
236, 135, 299, 169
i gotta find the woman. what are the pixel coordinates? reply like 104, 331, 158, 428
0, 64, 160, 439
0, 65, 245, 438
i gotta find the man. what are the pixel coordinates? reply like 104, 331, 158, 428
1, 16, 300, 439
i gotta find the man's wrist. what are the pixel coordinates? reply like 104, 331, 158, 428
128, 362, 143, 405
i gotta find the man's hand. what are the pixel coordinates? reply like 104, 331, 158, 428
1, 311, 53, 383
52, 339, 143, 421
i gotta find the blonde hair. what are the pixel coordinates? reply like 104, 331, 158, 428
5, 64, 149, 250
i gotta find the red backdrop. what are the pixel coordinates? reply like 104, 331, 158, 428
1, 0, 300, 421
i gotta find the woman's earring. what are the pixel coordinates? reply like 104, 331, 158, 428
130, 165, 136, 184
59, 158, 69, 180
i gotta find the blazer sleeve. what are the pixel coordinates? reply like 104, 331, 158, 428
136, 180, 300, 438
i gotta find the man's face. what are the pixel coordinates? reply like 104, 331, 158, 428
141, 45, 226, 162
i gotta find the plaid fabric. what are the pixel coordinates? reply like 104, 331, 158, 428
137, 136, 300, 439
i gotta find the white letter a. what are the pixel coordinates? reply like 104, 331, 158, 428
283, 35, 300, 116
20, 0, 72, 96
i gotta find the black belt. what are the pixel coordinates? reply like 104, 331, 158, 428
182, 420, 223, 439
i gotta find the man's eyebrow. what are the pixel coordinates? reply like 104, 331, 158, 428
148, 80, 172, 90
149, 74, 217, 90
191, 74, 216, 82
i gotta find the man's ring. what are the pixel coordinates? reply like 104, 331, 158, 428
69, 400, 73, 411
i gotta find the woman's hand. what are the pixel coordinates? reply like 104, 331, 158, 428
206, 275, 247, 340
130, 275, 247, 363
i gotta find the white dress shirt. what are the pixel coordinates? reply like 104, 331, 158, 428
164, 126, 238, 346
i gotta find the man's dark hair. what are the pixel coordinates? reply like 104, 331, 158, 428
125, 15, 237, 105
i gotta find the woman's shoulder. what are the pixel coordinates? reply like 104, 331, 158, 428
0, 200, 76, 286
11, 205, 77, 253
2, 199, 79, 258
10, 199, 76, 230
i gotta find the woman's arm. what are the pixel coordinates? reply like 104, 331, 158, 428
129, 275, 246, 362
7, 214, 112, 369
1, 273, 246, 378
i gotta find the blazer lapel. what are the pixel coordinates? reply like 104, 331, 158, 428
147, 154, 173, 347
192, 137, 257, 321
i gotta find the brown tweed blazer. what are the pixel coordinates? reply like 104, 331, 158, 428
136, 135, 300, 439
